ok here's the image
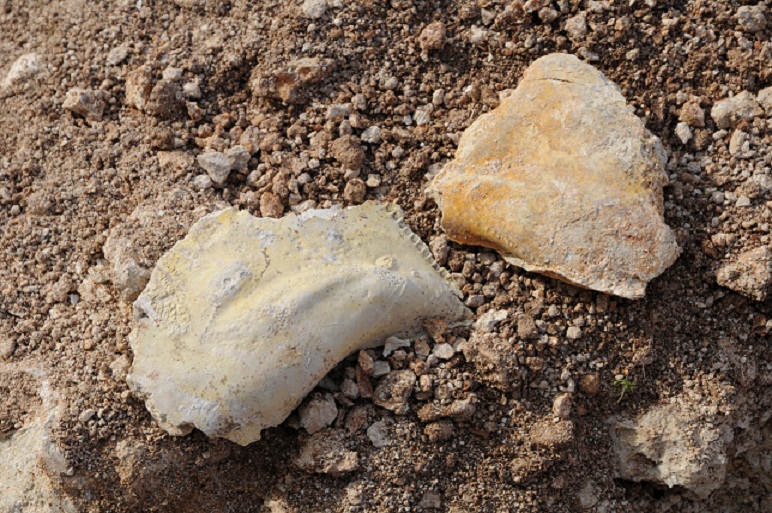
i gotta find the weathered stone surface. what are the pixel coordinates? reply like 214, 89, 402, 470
0, 371, 76, 513
128, 203, 470, 445
736, 5, 767, 33
716, 246, 772, 301
711, 91, 762, 129
610, 400, 730, 499
428, 53, 680, 299
197, 150, 233, 185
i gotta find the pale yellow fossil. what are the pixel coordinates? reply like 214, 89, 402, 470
127, 202, 470, 446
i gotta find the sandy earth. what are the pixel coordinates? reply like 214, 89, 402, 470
0, 0, 770, 512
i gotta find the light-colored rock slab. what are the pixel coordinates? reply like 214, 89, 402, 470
428, 53, 680, 298
128, 202, 470, 445
716, 246, 772, 301
610, 399, 731, 499
711, 91, 762, 129
0, 370, 75, 513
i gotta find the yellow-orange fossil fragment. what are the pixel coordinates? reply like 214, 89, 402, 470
428, 53, 680, 298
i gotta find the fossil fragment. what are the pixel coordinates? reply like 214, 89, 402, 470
428, 53, 680, 299
127, 202, 470, 446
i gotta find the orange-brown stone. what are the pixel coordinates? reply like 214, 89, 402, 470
428, 53, 680, 298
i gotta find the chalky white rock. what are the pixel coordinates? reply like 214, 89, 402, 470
128, 202, 470, 445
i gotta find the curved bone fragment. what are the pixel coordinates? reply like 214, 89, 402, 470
428, 53, 680, 298
127, 202, 470, 445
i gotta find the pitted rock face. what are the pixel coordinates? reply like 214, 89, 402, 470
127, 202, 470, 446
428, 53, 680, 299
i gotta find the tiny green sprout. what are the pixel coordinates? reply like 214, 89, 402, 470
613, 378, 637, 403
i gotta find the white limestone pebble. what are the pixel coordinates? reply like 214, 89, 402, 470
301, 0, 327, 19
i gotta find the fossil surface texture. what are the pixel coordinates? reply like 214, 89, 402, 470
428, 53, 681, 299
127, 202, 470, 445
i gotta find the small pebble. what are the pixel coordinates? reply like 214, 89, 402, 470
192, 174, 213, 190
566, 326, 583, 340
552, 393, 572, 419
372, 360, 391, 378
182, 82, 201, 99
301, 0, 327, 19
418, 22, 446, 52
298, 394, 337, 434
197, 151, 233, 185
162, 66, 183, 81
675, 122, 692, 145
78, 409, 96, 423
432, 343, 455, 360
383, 336, 410, 357
737, 5, 767, 33
367, 420, 391, 448
414, 339, 431, 357
106, 46, 129, 66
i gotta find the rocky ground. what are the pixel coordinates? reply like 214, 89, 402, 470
1, 0, 771, 512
